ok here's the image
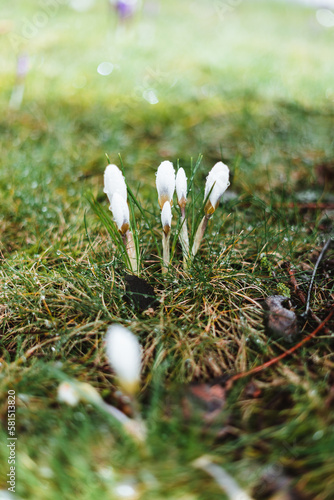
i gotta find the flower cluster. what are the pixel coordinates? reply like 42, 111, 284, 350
155, 160, 230, 270
102, 159, 230, 274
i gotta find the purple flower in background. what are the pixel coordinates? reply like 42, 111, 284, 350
17, 54, 29, 80
9, 53, 29, 110
113, 0, 139, 19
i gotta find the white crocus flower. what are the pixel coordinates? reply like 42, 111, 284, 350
58, 381, 102, 407
156, 160, 176, 209
176, 168, 187, 208
104, 169, 138, 274
110, 192, 130, 235
204, 161, 230, 215
192, 161, 230, 257
105, 324, 142, 395
104, 164, 127, 205
57, 382, 80, 407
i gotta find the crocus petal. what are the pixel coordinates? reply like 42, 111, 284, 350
110, 192, 130, 234
204, 162, 230, 214
176, 168, 187, 206
104, 164, 127, 206
161, 201, 172, 232
156, 161, 175, 208
105, 324, 142, 394
57, 382, 80, 407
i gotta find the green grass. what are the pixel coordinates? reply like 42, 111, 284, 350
1, 0, 334, 498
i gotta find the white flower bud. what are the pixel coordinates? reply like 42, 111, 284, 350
204, 161, 230, 215
105, 324, 142, 394
104, 164, 127, 206
161, 201, 172, 234
176, 168, 187, 207
156, 161, 175, 208
110, 192, 130, 234
57, 382, 80, 407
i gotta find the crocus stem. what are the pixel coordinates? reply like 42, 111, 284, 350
193, 456, 254, 500
179, 207, 190, 269
100, 401, 146, 443
191, 215, 209, 257
162, 230, 170, 274
123, 230, 138, 274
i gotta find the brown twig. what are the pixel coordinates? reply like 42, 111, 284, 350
284, 261, 330, 333
283, 261, 306, 305
226, 307, 334, 389
305, 237, 332, 315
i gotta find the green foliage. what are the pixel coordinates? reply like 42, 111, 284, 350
277, 282, 291, 298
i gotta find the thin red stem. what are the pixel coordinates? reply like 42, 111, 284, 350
228, 307, 334, 386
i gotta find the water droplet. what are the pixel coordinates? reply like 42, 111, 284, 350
69, 0, 95, 12
40, 466, 54, 478
73, 411, 85, 421
313, 430, 324, 440
114, 484, 136, 498
142, 88, 159, 104
98, 466, 114, 480
97, 62, 114, 76
316, 8, 334, 27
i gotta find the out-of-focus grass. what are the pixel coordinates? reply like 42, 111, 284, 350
0, 1, 334, 499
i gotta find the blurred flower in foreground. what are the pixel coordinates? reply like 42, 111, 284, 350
105, 324, 142, 395
57, 377, 146, 442
57, 381, 102, 407
193, 455, 254, 500
57, 382, 80, 407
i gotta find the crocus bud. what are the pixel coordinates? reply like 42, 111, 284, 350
57, 382, 80, 407
176, 168, 187, 209
161, 201, 172, 235
156, 161, 175, 209
104, 164, 127, 206
204, 162, 230, 216
57, 381, 102, 407
110, 192, 130, 235
105, 324, 142, 395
